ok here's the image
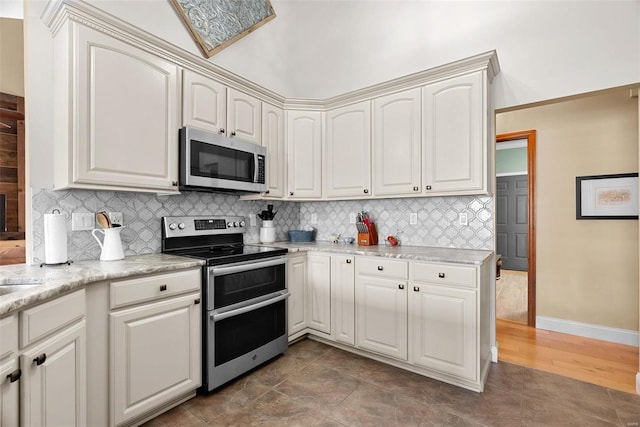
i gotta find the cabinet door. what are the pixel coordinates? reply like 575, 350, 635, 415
411, 283, 477, 381
182, 69, 227, 134
287, 111, 322, 198
306, 254, 331, 335
356, 275, 407, 360
287, 254, 307, 337
325, 102, 371, 198
20, 321, 87, 427
422, 72, 484, 194
331, 255, 355, 345
372, 88, 422, 196
262, 103, 285, 198
227, 88, 262, 145
1, 359, 19, 427
74, 25, 179, 192
111, 293, 201, 426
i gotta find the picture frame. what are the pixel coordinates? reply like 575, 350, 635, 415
170, 0, 276, 58
576, 173, 638, 220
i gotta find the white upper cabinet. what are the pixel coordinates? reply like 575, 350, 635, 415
182, 69, 227, 134
325, 101, 371, 198
262, 103, 285, 198
287, 111, 323, 199
372, 88, 422, 196
227, 88, 262, 145
422, 71, 485, 194
54, 24, 180, 193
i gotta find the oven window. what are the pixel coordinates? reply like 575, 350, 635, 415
213, 263, 285, 309
191, 140, 254, 182
215, 300, 286, 366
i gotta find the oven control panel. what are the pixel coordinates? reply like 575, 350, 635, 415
163, 216, 246, 237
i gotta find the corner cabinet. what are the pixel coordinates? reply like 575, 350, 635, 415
325, 102, 371, 198
422, 71, 486, 194
53, 23, 180, 193
286, 111, 323, 199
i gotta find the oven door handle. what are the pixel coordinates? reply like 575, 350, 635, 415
211, 290, 290, 322
211, 257, 287, 276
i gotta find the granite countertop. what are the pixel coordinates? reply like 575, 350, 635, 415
0, 254, 204, 316
261, 241, 494, 265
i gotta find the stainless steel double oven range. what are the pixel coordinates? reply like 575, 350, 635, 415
162, 216, 289, 392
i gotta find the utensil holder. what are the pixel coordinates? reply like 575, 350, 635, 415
357, 223, 378, 246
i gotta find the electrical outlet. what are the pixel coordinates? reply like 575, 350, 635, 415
310, 213, 317, 224
249, 214, 257, 227
459, 212, 468, 226
108, 212, 123, 226
409, 212, 418, 225
72, 212, 94, 231
349, 213, 357, 224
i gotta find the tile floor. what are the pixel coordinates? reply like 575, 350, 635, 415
144, 339, 640, 427
496, 269, 528, 323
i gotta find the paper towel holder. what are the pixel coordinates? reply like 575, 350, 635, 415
39, 208, 73, 268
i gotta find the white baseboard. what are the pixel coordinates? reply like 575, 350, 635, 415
491, 344, 498, 363
536, 316, 639, 347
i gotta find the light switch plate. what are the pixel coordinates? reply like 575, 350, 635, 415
409, 212, 418, 225
349, 213, 357, 224
459, 212, 468, 226
72, 212, 94, 231
310, 214, 317, 224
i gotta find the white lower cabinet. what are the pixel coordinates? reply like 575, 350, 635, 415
410, 283, 477, 381
287, 253, 307, 338
306, 253, 332, 335
355, 274, 408, 361
331, 255, 355, 346
0, 314, 19, 427
109, 270, 201, 426
8, 289, 88, 427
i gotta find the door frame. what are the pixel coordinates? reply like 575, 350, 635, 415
496, 130, 537, 327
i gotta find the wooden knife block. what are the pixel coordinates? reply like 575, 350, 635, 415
358, 223, 378, 246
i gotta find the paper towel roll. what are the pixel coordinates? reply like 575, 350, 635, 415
44, 211, 68, 264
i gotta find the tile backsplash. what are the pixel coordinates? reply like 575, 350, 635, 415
31, 188, 494, 264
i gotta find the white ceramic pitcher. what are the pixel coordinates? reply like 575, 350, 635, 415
91, 227, 125, 261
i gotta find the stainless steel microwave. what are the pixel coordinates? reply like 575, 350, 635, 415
179, 126, 267, 193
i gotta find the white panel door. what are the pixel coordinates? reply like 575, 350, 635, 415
20, 321, 87, 427
372, 88, 422, 196
262, 103, 285, 198
325, 101, 371, 198
411, 283, 477, 381
306, 254, 332, 335
111, 293, 201, 426
75, 26, 179, 191
227, 88, 262, 145
422, 71, 484, 193
182, 69, 227, 134
331, 255, 355, 345
287, 254, 307, 336
356, 275, 407, 360
0, 359, 19, 427
287, 111, 322, 198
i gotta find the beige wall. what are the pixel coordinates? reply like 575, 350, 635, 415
0, 18, 24, 97
497, 88, 639, 331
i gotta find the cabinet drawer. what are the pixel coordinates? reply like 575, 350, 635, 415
0, 314, 18, 361
356, 257, 408, 279
20, 289, 85, 347
110, 268, 201, 309
412, 262, 476, 288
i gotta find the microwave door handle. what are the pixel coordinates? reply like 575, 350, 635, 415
251, 153, 257, 184
211, 291, 290, 322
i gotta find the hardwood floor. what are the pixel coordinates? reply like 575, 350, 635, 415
497, 318, 639, 394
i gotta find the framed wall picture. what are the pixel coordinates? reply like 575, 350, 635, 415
170, 0, 276, 58
576, 173, 638, 219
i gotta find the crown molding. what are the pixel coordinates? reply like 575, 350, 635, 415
41, 0, 500, 112
41, 0, 286, 107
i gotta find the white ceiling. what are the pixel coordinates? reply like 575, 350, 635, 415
0, 0, 23, 19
